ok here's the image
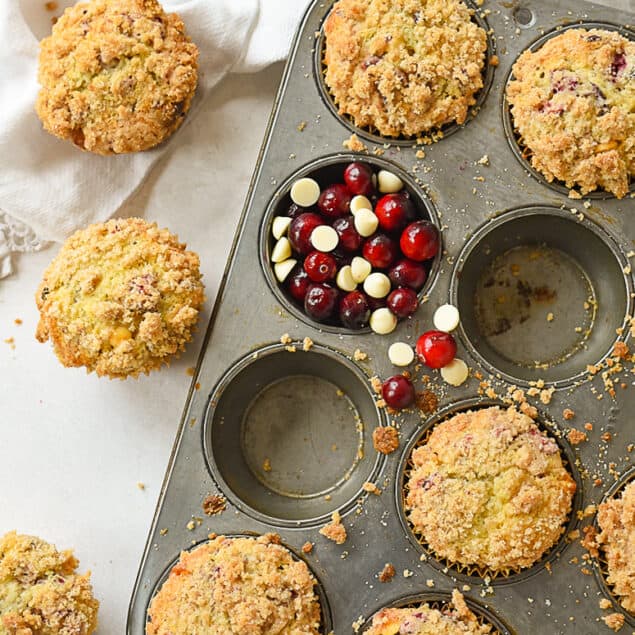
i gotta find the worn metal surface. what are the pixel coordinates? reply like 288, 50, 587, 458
128, 0, 635, 633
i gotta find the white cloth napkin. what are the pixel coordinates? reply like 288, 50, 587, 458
0, 0, 310, 277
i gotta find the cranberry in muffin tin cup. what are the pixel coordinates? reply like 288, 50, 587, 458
451, 205, 633, 388
260, 154, 441, 334
314, 0, 497, 145
203, 343, 386, 527
396, 398, 583, 585
502, 22, 635, 199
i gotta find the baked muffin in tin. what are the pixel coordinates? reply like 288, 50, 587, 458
405, 406, 576, 572
36, 0, 198, 154
146, 534, 322, 635
324, 0, 488, 138
36, 217, 204, 379
0, 531, 99, 635
506, 28, 634, 198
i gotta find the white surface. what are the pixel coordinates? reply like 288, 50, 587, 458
0, 63, 284, 634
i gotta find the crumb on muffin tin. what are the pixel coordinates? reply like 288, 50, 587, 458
35, 217, 204, 379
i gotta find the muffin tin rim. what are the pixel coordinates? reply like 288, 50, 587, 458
500, 20, 635, 200
258, 151, 443, 335
394, 396, 584, 586
201, 341, 388, 528
312, 0, 498, 148
449, 203, 635, 389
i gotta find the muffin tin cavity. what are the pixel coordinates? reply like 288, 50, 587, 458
592, 467, 635, 627
203, 343, 385, 526
452, 206, 631, 387
260, 154, 441, 334
502, 22, 635, 199
358, 592, 512, 635
396, 398, 583, 585
314, 0, 496, 146
145, 534, 333, 634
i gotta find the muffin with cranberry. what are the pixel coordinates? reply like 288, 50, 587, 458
0, 531, 99, 634
405, 406, 576, 572
596, 480, 635, 613
323, 0, 488, 137
36, 218, 204, 379
146, 534, 321, 635
506, 28, 634, 197
36, 0, 198, 154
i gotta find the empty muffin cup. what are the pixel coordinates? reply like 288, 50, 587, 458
451, 206, 632, 386
203, 343, 385, 526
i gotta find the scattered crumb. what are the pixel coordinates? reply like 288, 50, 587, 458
547, 312, 554, 322
280, 333, 292, 345
403, 569, 414, 578
302, 336, 313, 351
601, 432, 612, 442
319, 511, 347, 544
489, 54, 499, 66
202, 494, 226, 516
186, 367, 195, 376
372, 426, 399, 454
519, 402, 538, 419
567, 429, 588, 445
302, 541, 314, 554
568, 189, 582, 199
426, 579, 435, 587
580, 525, 599, 558
612, 341, 629, 359
599, 599, 612, 610
362, 481, 381, 495
378, 563, 396, 582
370, 376, 382, 394
343, 133, 367, 152
476, 154, 490, 166
159, 528, 168, 536
540, 387, 555, 404
415, 389, 438, 414
44, 1, 58, 9
415, 149, 425, 159
602, 613, 624, 631
186, 519, 196, 531
584, 422, 593, 431
263, 457, 272, 472
194, 382, 201, 390
563, 408, 575, 420
4, 337, 15, 349
297, 121, 307, 132
136, 482, 145, 491
14, 318, 22, 325
353, 348, 368, 361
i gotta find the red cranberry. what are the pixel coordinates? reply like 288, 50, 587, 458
304, 251, 337, 282
287, 202, 308, 219
375, 193, 415, 233
416, 330, 457, 369
331, 248, 353, 267
381, 375, 415, 409
343, 162, 374, 196
339, 290, 371, 329
304, 283, 339, 322
287, 268, 310, 304
333, 215, 363, 252
318, 184, 352, 218
387, 287, 418, 318
611, 52, 626, 78
367, 295, 387, 311
388, 259, 427, 290
363, 234, 398, 269
288, 213, 324, 255
400, 221, 439, 262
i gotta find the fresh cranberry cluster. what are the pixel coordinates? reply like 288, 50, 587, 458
269, 162, 440, 332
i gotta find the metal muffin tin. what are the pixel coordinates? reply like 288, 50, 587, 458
128, 0, 635, 632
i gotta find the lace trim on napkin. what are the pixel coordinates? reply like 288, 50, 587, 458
0, 210, 48, 278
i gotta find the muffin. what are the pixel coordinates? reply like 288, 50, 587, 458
365, 590, 491, 635
146, 534, 321, 635
596, 480, 635, 613
506, 28, 634, 198
36, 0, 198, 154
324, 0, 488, 138
35, 217, 204, 379
405, 406, 576, 572
0, 531, 99, 635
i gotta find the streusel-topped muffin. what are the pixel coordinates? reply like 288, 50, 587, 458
0, 531, 99, 635
597, 480, 635, 613
36, 218, 204, 379
506, 28, 634, 198
146, 534, 322, 635
405, 406, 576, 571
36, 0, 198, 154
365, 590, 491, 635
324, 0, 488, 137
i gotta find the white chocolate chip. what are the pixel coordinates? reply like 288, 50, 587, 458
290, 177, 320, 207
336, 265, 357, 292
354, 208, 379, 237
388, 342, 414, 367
433, 304, 460, 332
377, 170, 403, 193
350, 256, 372, 283
350, 195, 372, 215
370, 308, 397, 335
271, 237, 292, 263
272, 216, 292, 240
441, 358, 469, 386
310, 225, 339, 252
274, 259, 297, 283
363, 272, 391, 298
